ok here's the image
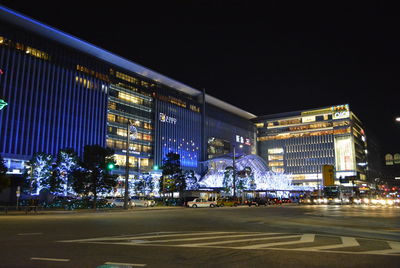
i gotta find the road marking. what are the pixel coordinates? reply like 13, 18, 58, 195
237, 234, 315, 249
59, 231, 234, 243
31, 257, 70, 262
361, 241, 400, 254
138, 232, 276, 244
104, 262, 146, 267
304, 236, 359, 250
58, 231, 400, 256
180, 234, 299, 247
18, 232, 43, 235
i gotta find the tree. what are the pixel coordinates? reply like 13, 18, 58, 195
185, 170, 199, 190
134, 173, 155, 196
71, 145, 118, 209
236, 166, 252, 193
51, 149, 79, 195
160, 152, 185, 197
26, 152, 53, 195
0, 155, 10, 193
223, 166, 234, 195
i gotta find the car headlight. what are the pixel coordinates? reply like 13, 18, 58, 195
363, 198, 370, 204
371, 199, 379, 205
334, 198, 341, 203
387, 200, 394, 205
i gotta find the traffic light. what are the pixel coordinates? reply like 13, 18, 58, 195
153, 165, 159, 171
107, 162, 115, 170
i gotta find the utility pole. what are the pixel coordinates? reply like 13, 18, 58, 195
124, 121, 130, 209
233, 145, 236, 198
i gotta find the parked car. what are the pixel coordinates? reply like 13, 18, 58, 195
131, 197, 155, 207
281, 198, 292, 203
110, 198, 134, 208
245, 198, 269, 207
187, 198, 217, 208
217, 198, 239, 207
270, 198, 282, 205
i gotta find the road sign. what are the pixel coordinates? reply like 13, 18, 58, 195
16, 186, 20, 197
322, 165, 335, 186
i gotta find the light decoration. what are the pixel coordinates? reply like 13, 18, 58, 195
57, 151, 78, 195
200, 154, 312, 191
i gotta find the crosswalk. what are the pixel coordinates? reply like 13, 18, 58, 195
59, 231, 400, 256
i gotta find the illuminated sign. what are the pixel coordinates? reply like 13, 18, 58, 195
268, 148, 284, 154
0, 99, 7, 110
236, 135, 251, 145
159, 113, 177, 124
302, 116, 315, 123
332, 104, 349, 119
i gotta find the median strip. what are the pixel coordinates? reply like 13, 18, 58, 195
104, 262, 146, 267
31, 257, 70, 262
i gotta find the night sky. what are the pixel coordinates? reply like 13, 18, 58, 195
1, 1, 399, 152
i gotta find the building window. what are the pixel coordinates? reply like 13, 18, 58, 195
394, 153, 400, 164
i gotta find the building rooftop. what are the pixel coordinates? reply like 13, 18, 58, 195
0, 5, 256, 120
253, 104, 350, 121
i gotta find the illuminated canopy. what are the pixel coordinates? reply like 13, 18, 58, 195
200, 154, 308, 191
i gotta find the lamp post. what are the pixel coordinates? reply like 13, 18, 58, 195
124, 121, 137, 210
232, 144, 243, 199
233, 145, 236, 198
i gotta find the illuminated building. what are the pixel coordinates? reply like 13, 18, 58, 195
253, 105, 368, 187
0, 6, 255, 179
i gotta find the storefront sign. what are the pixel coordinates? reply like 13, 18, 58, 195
159, 113, 177, 124
302, 115, 315, 123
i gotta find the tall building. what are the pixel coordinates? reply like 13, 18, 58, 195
0, 6, 256, 179
253, 104, 368, 187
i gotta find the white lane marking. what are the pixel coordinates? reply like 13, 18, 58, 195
31, 257, 70, 262
361, 241, 400, 254
180, 234, 299, 247
59, 232, 234, 243
18, 232, 43, 235
104, 262, 146, 267
238, 234, 315, 249
138, 232, 274, 244
305, 236, 359, 250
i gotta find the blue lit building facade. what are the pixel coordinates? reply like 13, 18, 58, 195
0, 6, 256, 178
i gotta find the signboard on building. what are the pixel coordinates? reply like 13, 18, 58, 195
159, 113, 177, 124
0, 99, 7, 110
332, 104, 350, 120
322, 165, 335, 186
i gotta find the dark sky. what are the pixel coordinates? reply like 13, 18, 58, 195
1, 0, 399, 152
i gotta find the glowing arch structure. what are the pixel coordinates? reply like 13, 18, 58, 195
199, 154, 309, 191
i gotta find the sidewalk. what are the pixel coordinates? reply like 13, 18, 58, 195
0, 205, 186, 216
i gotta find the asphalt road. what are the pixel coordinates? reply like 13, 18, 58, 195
1, 205, 400, 268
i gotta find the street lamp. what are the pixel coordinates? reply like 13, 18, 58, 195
232, 144, 243, 198
395, 117, 400, 122
124, 121, 137, 209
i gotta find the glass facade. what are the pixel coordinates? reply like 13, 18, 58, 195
0, 8, 257, 178
254, 105, 368, 187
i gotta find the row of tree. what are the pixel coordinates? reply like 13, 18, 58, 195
0, 155, 10, 193
22, 145, 117, 209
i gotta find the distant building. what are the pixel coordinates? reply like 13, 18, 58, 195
382, 153, 400, 186
253, 104, 368, 188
